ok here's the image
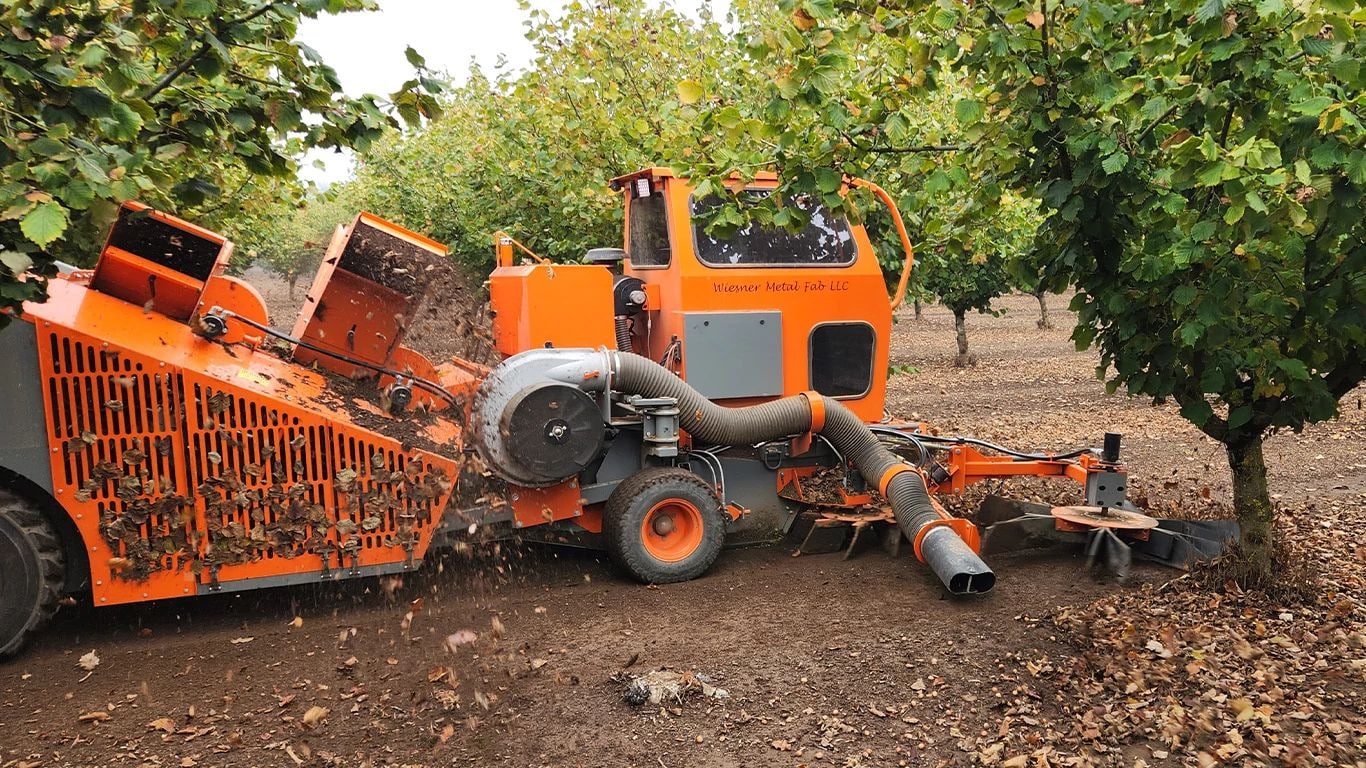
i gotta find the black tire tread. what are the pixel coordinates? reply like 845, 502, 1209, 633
0, 489, 65, 658
603, 467, 725, 585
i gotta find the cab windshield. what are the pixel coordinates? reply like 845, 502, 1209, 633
691, 192, 855, 267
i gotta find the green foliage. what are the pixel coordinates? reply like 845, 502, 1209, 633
0, 0, 441, 316
681, 0, 1365, 564
339, 0, 760, 271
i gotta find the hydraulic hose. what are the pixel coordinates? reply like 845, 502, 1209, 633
548, 351, 994, 594
613, 317, 633, 352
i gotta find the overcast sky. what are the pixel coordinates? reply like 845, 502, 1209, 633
297, 0, 729, 184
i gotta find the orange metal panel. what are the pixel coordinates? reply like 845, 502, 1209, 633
292, 213, 448, 378
295, 268, 412, 369
93, 246, 207, 321
488, 264, 615, 356
509, 481, 584, 529
90, 203, 232, 323
193, 275, 270, 345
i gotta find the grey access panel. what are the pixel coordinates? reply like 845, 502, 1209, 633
681, 311, 783, 399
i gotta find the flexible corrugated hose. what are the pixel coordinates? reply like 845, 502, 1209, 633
606, 352, 994, 594
613, 317, 633, 353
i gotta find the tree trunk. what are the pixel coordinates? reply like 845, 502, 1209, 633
1034, 286, 1052, 329
953, 308, 969, 366
913, 298, 923, 321
1227, 433, 1275, 584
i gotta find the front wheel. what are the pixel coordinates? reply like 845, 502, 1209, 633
603, 468, 726, 584
0, 492, 65, 658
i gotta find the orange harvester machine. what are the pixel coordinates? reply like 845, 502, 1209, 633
0, 167, 1235, 656
3, 204, 485, 611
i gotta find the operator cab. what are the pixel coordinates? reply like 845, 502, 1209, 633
487, 167, 894, 422
614, 168, 891, 422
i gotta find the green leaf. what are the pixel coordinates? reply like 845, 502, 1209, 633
1292, 96, 1334, 116
1344, 152, 1366, 185
1173, 285, 1198, 306
227, 111, 257, 131
1226, 405, 1253, 430
20, 202, 69, 248
1101, 153, 1127, 175
676, 80, 703, 105
404, 46, 426, 68
76, 44, 108, 68
925, 169, 951, 196
181, 0, 214, 17
1179, 324, 1203, 346
106, 101, 143, 140
1196, 162, 1230, 187
954, 98, 984, 126
30, 137, 66, 156
71, 86, 113, 117
1276, 359, 1310, 380
1180, 399, 1214, 427
715, 106, 742, 129
1294, 159, 1311, 185
171, 178, 220, 206
1195, 0, 1223, 23
815, 168, 842, 193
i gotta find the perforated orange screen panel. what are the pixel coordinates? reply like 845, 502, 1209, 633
29, 280, 463, 606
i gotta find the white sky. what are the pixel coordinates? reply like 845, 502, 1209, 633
297, 0, 729, 184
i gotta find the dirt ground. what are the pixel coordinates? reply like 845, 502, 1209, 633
2, 293, 1363, 768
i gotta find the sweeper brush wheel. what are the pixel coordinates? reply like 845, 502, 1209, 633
0, 491, 64, 658
604, 468, 726, 584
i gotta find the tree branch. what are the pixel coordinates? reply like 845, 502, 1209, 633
1135, 103, 1179, 143
141, 1, 282, 101
867, 144, 966, 154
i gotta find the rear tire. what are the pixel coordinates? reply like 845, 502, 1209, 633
604, 467, 726, 584
0, 491, 65, 658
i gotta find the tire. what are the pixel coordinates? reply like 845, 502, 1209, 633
603, 467, 726, 584
0, 491, 65, 658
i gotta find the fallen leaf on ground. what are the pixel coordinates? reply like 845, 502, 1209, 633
301, 705, 329, 727
230, 637, 254, 645
78, 650, 100, 671
1144, 638, 1172, 658
78, 711, 111, 723
148, 717, 176, 733
443, 630, 478, 652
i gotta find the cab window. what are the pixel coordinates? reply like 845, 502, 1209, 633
627, 192, 671, 267
692, 192, 855, 267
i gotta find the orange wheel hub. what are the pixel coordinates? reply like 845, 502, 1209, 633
640, 499, 704, 562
